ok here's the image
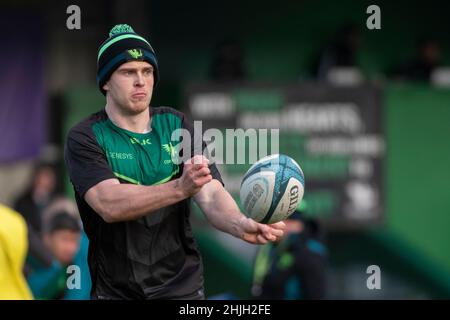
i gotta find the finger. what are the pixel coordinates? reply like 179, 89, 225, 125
267, 233, 277, 242
185, 155, 208, 166
185, 159, 208, 173
195, 174, 212, 186
191, 155, 209, 165
257, 234, 269, 244
242, 233, 258, 244
194, 167, 211, 177
183, 162, 194, 171
259, 231, 277, 242
257, 223, 273, 239
192, 162, 209, 171
272, 236, 282, 243
269, 221, 286, 230
267, 226, 284, 238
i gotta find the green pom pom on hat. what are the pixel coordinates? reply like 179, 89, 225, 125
109, 24, 135, 37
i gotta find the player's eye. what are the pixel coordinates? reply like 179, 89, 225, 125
121, 70, 133, 76
143, 69, 153, 76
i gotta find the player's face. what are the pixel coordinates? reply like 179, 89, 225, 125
104, 61, 154, 115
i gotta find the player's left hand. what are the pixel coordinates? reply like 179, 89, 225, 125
237, 217, 285, 245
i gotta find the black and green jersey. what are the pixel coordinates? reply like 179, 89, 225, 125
64, 106, 222, 299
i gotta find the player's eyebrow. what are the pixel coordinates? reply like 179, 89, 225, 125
118, 67, 137, 72
142, 65, 154, 72
118, 66, 153, 72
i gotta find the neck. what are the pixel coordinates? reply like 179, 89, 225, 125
32, 188, 50, 204
105, 101, 151, 133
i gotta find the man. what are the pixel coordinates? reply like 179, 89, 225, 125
388, 38, 442, 82
14, 162, 57, 235
14, 162, 57, 273
64, 24, 284, 300
312, 24, 361, 81
251, 201, 327, 300
27, 212, 82, 299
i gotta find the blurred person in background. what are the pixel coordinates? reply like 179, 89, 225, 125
41, 196, 82, 227
388, 38, 442, 82
40, 197, 92, 299
65, 24, 284, 300
14, 162, 57, 234
312, 23, 362, 81
26, 211, 81, 299
251, 200, 327, 300
14, 162, 57, 274
209, 38, 247, 82
0, 204, 33, 300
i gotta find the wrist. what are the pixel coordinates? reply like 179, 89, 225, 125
231, 215, 248, 239
171, 178, 189, 200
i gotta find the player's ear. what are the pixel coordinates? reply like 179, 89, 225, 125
103, 82, 109, 92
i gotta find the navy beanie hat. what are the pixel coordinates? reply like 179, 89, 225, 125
97, 24, 159, 95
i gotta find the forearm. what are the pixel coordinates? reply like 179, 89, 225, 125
195, 180, 285, 244
93, 179, 187, 222
195, 182, 246, 239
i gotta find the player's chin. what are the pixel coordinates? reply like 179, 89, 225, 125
128, 100, 150, 113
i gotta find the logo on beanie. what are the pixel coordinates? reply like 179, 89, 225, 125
127, 49, 143, 60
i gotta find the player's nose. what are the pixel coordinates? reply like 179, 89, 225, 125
135, 73, 145, 86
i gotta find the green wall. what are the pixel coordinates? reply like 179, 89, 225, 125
385, 84, 450, 275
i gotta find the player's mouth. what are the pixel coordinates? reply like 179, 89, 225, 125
131, 92, 147, 99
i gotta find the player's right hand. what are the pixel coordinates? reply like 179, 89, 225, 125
178, 155, 212, 197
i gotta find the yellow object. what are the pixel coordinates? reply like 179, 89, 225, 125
0, 204, 33, 300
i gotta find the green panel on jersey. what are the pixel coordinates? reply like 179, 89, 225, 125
92, 112, 182, 186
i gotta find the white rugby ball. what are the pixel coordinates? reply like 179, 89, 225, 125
240, 154, 305, 224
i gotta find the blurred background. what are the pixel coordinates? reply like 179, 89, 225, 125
1, 0, 450, 299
